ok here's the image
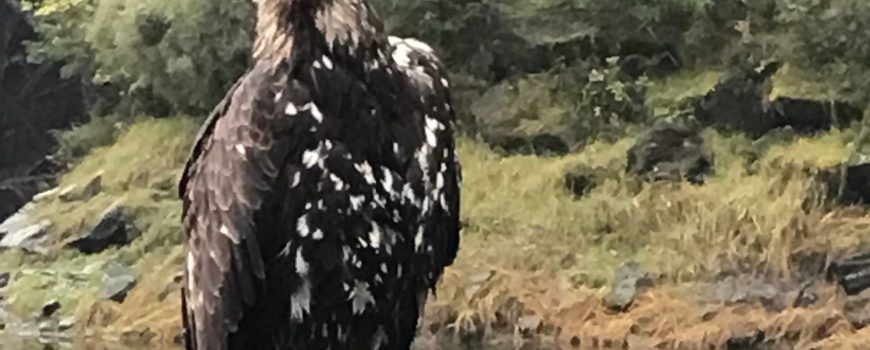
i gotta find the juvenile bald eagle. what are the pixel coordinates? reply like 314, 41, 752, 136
177, 0, 461, 349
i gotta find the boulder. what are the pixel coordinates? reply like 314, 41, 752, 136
693, 61, 781, 139
626, 123, 714, 184
693, 61, 862, 139
768, 97, 862, 135
815, 164, 870, 206
67, 204, 140, 254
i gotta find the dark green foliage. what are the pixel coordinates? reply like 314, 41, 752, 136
22, 0, 254, 116
17, 0, 870, 120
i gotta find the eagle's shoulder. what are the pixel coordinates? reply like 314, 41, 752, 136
387, 36, 451, 98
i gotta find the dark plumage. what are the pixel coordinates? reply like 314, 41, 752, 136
178, 0, 462, 349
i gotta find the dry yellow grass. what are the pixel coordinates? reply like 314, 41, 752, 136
69, 125, 870, 349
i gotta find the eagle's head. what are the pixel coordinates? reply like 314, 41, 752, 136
253, 0, 386, 63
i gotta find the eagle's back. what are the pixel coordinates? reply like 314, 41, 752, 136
180, 34, 460, 350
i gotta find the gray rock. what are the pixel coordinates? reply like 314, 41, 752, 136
0, 272, 9, 288
30, 187, 59, 202
517, 314, 542, 334
67, 203, 139, 254
79, 172, 103, 200
99, 263, 137, 303
844, 291, 870, 328
57, 317, 74, 332
56, 185, 78, 202
0, 206, 51, 254
704, 274, 807, 312
605, 261, 654, 312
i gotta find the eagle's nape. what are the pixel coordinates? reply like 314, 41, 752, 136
178, 1, 461, 349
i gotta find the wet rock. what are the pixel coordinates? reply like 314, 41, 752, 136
827, 252, 870, 296
0, 206, 51, 254
67, 204, 139, 254
694, 61, 781, 139
564, 165, 611, 198
99, 263, 137, 303
843, 291, 870, 328
769, 97, 862, 135
816, 163, 870, 206
605, 261, 654, 312
726, 330, 768, 349
530, 133, 570, 156
41, 300, 61, 318
626, 123, 714, 184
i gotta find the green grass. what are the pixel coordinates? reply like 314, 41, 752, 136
0, 117, 197, 319
0, 66, 866, 348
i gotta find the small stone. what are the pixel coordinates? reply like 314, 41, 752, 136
79, 172, 103, 200
41, 300, 61, 318
570, 336, 581, 348
793, 282, 818, 308
58, 317, 75, 331
605, 261, 654, 312
517, 314, 541, 333
100, 263, 137, 303
844, 291, 870, 328
57, 185, 79, 202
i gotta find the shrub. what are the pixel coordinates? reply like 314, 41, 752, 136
23, 0, 254, 116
